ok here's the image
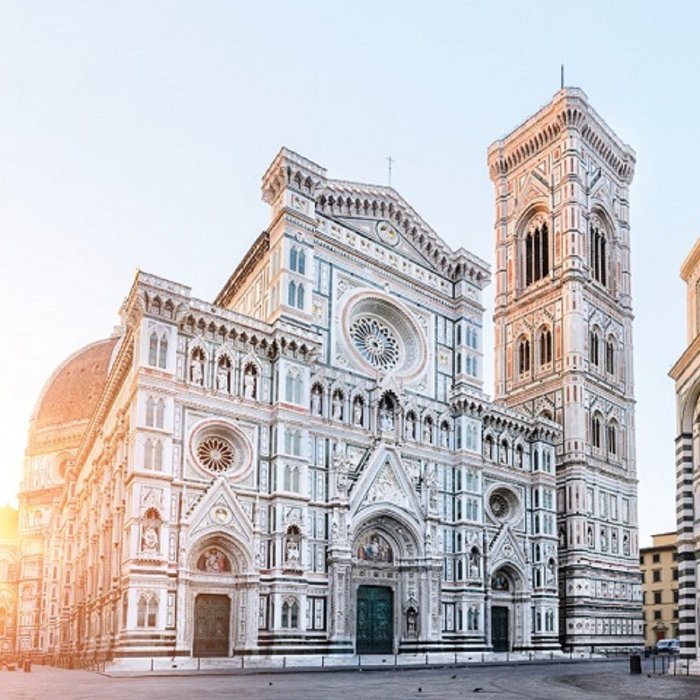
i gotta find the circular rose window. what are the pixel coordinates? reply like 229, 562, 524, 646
489, 493, 510, 519
341, 290, 427, 380
196, 436, 235, 473
189, 420, 253, 480
487, 487, 521, 524
350, 317, 400, 370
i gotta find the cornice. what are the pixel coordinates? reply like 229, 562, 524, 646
679, 236, 700, 282
487, 88, 635, 184
214, 230, 270, 308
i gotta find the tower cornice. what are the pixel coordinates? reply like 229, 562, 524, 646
487, 88, 636, 184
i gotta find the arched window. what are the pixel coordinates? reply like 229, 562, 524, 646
290, 246, 306, 275
524, 218, 549, 286
281, 598, 299, 628
589, 329, 600, 367
607, 421, 618, 457
288, 280, 297, 307
148, 332, 168, 369
136, 593, 158, 628
538, 327, 552, 367
155, 398, 165, 428
285, 369, 303, 404
296, 284, 305, 309
144, 438, 154, 469
153, 440, 163, 470
517, 337, 531, 375
146, 396, 155, 426
590, 220, 608, 286
591, 414, 602, 449
605, 338, 615, 375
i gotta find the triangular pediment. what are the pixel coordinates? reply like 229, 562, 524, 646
488, 524, 527, 571
317, 180, 463, 278
512, 172, 550, 221
185, 477, 254, 544
350, 444, 422, 518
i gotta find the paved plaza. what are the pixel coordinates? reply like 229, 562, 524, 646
2, 659, 699, 700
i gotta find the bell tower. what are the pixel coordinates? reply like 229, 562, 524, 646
487, 88, 642, 649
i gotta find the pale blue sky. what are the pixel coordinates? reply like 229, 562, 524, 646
0, 1, 696, 543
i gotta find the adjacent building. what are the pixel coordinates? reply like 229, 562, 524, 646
640, 532, 678, 646
669, 237, 700, 663
0, 505, 19, 656
12, 88, 642, 665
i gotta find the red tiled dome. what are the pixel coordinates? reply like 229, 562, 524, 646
34, 338, 118, 429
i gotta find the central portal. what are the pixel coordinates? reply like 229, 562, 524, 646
356, 585, 393, 654
193, 594, 230, 657
491, 606, 509, 652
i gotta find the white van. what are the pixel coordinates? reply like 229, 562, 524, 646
655, 639, 680, 653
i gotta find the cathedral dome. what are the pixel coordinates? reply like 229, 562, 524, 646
33, 337, 119, 429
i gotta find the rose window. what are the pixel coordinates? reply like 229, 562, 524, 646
350, 316, 400, 370
489, 493, 510, 519
196, 436, 235, 474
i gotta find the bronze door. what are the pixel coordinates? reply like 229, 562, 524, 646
356, 585, 393, 654
193, 594, 230, 657
491, 605, 509, 652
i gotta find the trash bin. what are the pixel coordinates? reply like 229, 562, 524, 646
23, 660, 31, 673
629, 654, 642, 675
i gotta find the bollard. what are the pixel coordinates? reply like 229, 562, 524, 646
150, 658, 154, 672
321, 656, 325, 668
241, 656, 244, 669
394, 654, 397, 668
283, 656, 286, 669
358, 654, 362, 668
425, 653, 428, 666
197, 657, 201, 671
23, 660, 31, 673
528, 652, 532, 661
454, 652, 457, 665
481, 653, 484, 663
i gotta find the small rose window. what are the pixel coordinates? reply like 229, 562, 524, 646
189, 420, 253, 480
196, 436, 235, 473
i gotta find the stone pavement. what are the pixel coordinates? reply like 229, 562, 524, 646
1, 658, 699, 700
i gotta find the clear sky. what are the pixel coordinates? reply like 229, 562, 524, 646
0, 1, 696, 545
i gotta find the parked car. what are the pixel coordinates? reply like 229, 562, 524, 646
654, 639, 680, 654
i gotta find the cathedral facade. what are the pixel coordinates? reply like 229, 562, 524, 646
15, 89, 641, 664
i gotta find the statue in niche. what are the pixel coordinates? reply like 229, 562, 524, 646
380, 405, 394, 432
559, 526, 566, 548
405, 413, 416, 439
353, 399, 363, 426
332, 392, 343, 421
600, 527, 608, 552
440, 424, 449, 448
311, 386, 323, 416
141, 524, 159, 553
423, 421, 432, 443
546, 559, 555, 585
611, 530, 618, 553
406, 607, 418, 637
191, 358, 204, 385
216, 366, 229, 393
243, 367, 257, 399
469, 547, 480, 579
285, 538, 300, 566
587, 526, 594, 549
622, 532, 630, 555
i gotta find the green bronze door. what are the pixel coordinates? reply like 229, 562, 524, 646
193, 594, 230, 657
491, 606, 509, 652
356, 585, 394, 654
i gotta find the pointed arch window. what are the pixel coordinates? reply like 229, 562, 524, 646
287, 281, 305, 310
285, 369, 303, 404
591, 414, 602, 449
146, 396, 155, 426
517, 337, 531, 376
590, 220, 608, 286
290, 246, 306, 275
605, 338, 615, 375
281, 598, 299, 628
538, 327, 552, 367
524, 218, 549, 287
148, 332, 168, 369
607, 421, 618, 457
589, 329, 600, 367
136, 593, 158, 628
